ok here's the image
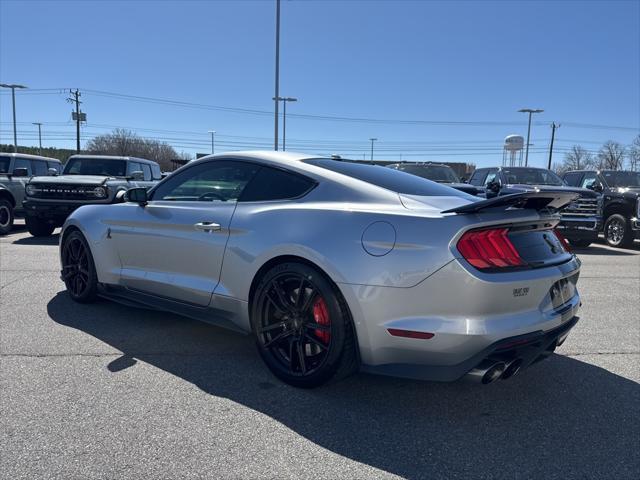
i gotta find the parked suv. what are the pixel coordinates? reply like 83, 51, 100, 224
562, 169, 639, 248
23, 155, 162, 236
468, 166, 601, 248
386, 162, 482, 195
0, 153, 63, 235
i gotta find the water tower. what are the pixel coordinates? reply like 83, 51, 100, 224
503, 135, 524, 167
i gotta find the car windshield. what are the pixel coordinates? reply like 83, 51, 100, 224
601, 171, 640, 188
304, 159, 470, 197
0, 156, 10, 174
63, 157, 127, 177
393, 164, 460, 183
501, 168, 564, 186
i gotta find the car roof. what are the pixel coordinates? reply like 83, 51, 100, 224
67, 154, 158, 165
389, 162, 451, 168
1, 152, 61, 163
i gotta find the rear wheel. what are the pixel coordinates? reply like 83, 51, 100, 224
25, 216, 55, 237
251, 262, 357, 388
0, 199, 14, 235
568, 239, 591, 248
61, 230, 98, 303
604, 214, 633, 248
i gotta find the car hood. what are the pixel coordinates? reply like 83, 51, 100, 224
28, 175, 113, 185
612, 186, 640, 198
502, 184, 599, 198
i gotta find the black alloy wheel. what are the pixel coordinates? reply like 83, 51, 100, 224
604, 214, 633, 248
61, 230, 98, 303
252, 262, 357, 388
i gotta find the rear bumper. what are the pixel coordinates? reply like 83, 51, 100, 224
339, 256, 581, 382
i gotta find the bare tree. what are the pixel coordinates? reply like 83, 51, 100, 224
561, 145, 594, 173
596, 141, 625, 170
86, 129, 185, 171
628, 135, 640, 171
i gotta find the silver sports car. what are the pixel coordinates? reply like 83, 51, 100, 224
59, 151, 581, 387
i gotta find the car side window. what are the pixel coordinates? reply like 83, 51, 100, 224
47, 161, 62, 173
13, 158, 32, 175
239, 166, 315, 202
580, 172, 598, 189
31, 159, 48, 176
127, 162, 142, 176
563, 172, 583, 187
468, 169, 487, 186
141, 163, 152, 181
150, 164, 162, 180
484, 170, 498, 186
151, 161, 260, 203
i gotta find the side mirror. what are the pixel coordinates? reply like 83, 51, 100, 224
12, 167, 29, 177
593, 183, 604, 193
47, 168, 58, 176
125, 187, 148, 205
486, 180, 501, 193
130, 170, 144, 181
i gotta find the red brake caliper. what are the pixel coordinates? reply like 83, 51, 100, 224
312, 297, 331, 344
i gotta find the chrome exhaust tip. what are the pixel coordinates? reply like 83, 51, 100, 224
465, 360, 506, 384
501, 358, 523, 380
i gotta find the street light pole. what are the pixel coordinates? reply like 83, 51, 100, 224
547, 122, 560, 170
208, 130, 216, 154
273, 0, 281, 151
33, 122, 43, 154
0, 83, 27, 152
369, 138, 378, 162
518, 108, 544, 166
273, 96, 297, 151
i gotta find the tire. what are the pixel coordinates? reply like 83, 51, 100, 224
0, 199, 14, 236
25, 216, 55, 237
604, 214, 634, 248
61, 230, 98, 303
568, 239, 592, 249
251, 261, 358, 388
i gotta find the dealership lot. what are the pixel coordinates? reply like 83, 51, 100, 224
1, 222, 638, 480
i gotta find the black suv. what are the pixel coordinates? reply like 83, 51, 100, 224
468, 166, 601, 248
562, 170, 639, 248
386, 162, 482, 195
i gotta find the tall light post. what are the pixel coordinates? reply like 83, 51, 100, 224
273, 96, 297, 151
273, 0, 281, 150
518, 108, 544, 166
208, 130, 216, 154
32, 122, 43, 154
369, 138, 378, 162
0, 83, 27, 152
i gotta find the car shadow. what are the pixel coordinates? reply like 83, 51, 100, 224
46, 292, 640, 479
12, 233, 60, 246
574, 244, 639, 256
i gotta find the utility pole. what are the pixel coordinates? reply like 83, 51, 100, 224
369, 138, 377, 162
273, 0, 281, 151
518, 108, 544, 166
32, 122, 43, 154
547, 122, 560, 170
67, 89, 82, 154
273, 96, 297, 151
0, 83, 27, 152
208, 130, 216, 154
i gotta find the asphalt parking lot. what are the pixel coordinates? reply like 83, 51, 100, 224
1, 221, 639, 480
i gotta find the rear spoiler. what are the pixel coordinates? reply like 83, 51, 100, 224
442, 191, 579, 214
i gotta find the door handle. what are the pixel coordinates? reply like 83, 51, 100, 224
194, 221, 221, 233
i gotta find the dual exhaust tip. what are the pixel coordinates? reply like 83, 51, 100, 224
465, 358, 523, 384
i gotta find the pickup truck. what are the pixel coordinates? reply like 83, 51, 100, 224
562, 169, 639, 248
386, 162, 482, 195
0, 153, 63, 235
23, 154, 161, 236
468, 166, 602, 248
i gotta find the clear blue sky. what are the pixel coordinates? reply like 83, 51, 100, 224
1, 0, 639, 167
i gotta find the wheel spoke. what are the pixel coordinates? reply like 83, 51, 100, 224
296, 340, 307, 374
305, 322, 330, 332
299, 286, 318, 315
295, 276, 306, 309
258, 322, 287, 334
263, 329, 293, 349
266, 293, 288, 317
270, 279, 294, 313
304, 332, 328, 350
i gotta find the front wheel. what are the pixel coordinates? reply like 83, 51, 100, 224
251, 262, 358, 388
604, 214, 634, 248
61, 230, 98, 303
0, 199, 14, 235
25, 216, 55, 237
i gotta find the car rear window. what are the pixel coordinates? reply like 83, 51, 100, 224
304, 159, 469, 197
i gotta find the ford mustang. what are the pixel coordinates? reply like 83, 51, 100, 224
59, 151, 582, 387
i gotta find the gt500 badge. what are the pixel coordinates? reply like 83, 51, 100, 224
513, 287, 530, 297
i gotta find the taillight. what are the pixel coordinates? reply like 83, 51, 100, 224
553, 229, 571, 252
457, 228, 525, 269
